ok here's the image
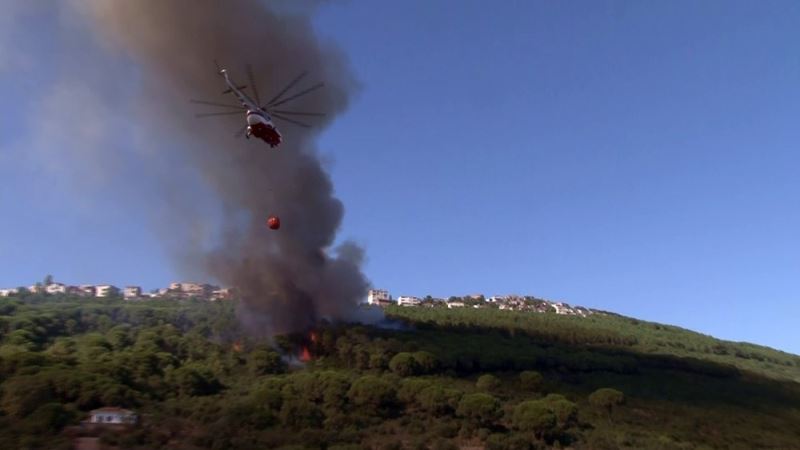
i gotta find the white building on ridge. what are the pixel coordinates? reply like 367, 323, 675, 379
368, 289, 392, 305
397, 296, 421, 307
169, 282, 215, 298
211, 288, 234, 301
123, 286, 142, 299
95, 285, 120, 297
45, 283, 67, 294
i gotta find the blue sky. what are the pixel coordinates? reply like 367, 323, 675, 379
2, 1, 800, 354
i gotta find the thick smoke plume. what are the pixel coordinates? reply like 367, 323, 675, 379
61, 0, 370, 335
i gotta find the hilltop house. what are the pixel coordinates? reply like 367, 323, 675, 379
77, 285, 96, 296
367, 289, 392, 306
553, 302, 580, 315
169, 282, 216, 299
95, 285, 120, 297
211, 288, 235, 300
397, 296, 421, 307
123, 286, 142, 299
45, 283, 67, 294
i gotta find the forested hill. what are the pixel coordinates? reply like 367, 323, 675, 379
385, 306, 800, 383
1, 294, 799, 449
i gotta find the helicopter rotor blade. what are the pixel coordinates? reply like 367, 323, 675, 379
272, 113, 311, 128
271, 110, 326, 117
268, 82, 325, 108
195, 111, 243, 118
245, 64, 262, 106
265, 71, 308, 106
190, 99, 245, 109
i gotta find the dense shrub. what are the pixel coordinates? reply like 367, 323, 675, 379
512, 400, 556, 438
519, 370, 544, 391
347, 375, 397, 416
588, 388, 625, 416
417, 385, 462, 416
476, 374, 501, 392
389, 352, 418, 376
456, 393, 501, 427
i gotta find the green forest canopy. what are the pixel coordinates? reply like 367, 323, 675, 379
0, 294, 798, 449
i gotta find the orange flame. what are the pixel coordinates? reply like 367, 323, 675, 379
310, 331, 318, 343
300, 346, 312, 362
232, 341, 242, 353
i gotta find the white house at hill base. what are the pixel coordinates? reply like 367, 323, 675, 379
89, 407, 137, 425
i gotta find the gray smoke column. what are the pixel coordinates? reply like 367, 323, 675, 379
73, 0, 371, 335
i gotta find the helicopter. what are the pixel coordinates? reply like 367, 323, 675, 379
191, 63, 325, 147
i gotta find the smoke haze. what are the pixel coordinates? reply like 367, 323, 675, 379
10, 0, 371, 335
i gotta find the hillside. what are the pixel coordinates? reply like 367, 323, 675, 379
0, 295, 799, 449
384, 306, 800, 383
